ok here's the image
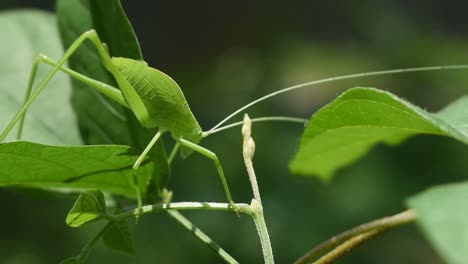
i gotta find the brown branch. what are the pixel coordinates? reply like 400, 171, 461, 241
294, 209, 416, 264
313, 229, 381, 264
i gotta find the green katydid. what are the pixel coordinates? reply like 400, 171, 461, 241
0, 29, 237, 215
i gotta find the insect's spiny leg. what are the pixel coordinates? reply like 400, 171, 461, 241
177, 138, 239, 214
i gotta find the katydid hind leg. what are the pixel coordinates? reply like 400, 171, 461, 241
177, 138, 239, 213
16, 54, 42, 140
0, 30, 118, 143
14, 54, 126, 141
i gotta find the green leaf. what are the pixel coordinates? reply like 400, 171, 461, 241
0, 10, 82, 145
103, 220, 135, 255
56, 0, 131, 146
66, 190, 107, 227
0, 141, 153, 198
56, 0, 170, 196
88, 0, 143, 60
407, 181, 468, 264
290, 87, 468, 179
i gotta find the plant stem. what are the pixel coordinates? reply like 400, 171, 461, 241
242, 114, 274, 264
113, 201, 253, 221
203, 116, 307, 137
312, 229, 381, 264
166, 210, 239, 264
208, 64, 468, 133
59, 222, 112, 264
251, 200, 274, 264
294, 209, 416, 264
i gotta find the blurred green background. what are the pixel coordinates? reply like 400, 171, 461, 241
1, 1, 468, 263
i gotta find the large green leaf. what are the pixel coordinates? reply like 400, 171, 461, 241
407, 181, 468, 264
56, 0, 170, 197
0, 10, 81, 145
0, 141, 153, 198
66, 190, 107, 227
290, 87, 468, 179
56, 0, 131, 146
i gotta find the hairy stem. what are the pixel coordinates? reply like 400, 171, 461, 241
251, 200, 274, 264
294, 209, 416, 264
209, 64, 468, 133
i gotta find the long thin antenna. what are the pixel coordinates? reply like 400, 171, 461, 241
208, 65, 468, 133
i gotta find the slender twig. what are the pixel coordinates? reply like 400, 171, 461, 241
294, 210, 416, 264
78, 222, 112, 262
313, 229, 381, 264
208, 64, 468, 133
167, 210, 239, 264
113, 201, 253, 221
60, 222, 113, 264
203, 116, 307, 137
242, 114, 274, 264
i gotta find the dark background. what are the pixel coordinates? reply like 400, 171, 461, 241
2, 1, 468, 263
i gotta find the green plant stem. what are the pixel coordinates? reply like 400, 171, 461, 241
294, 209, 416, 264
113, 202, 253, 221
60, 222, 112, 264
203, 116, 307, 137
208, 64, 468, 133
167, 210, 239, 264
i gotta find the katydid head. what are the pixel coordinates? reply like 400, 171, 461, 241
110, 57, 202, 157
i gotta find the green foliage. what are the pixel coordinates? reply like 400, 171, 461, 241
0, 10, 81, 145
0, 141, 152, 198
66, 190, 107, 227
407, 181, 468, 264
103, 220, 135, 255
290, 87, 468, 179
87, 0, 143, 60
